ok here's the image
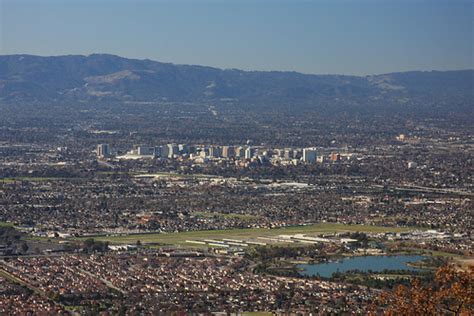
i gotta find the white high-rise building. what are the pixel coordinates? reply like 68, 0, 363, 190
97, 144, 110, 158
283, 149, 293, 160
178, 144, 189, 154
137, 146, 155, 156
167, 143, 179, 158
244, 147, 254, 159
208, 146, 221, 158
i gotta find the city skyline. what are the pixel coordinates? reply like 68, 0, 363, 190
0, 1, 472, 314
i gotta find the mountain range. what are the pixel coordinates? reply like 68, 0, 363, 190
0, 54, 472, 106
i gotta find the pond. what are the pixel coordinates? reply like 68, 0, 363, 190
298, 255, 426, 278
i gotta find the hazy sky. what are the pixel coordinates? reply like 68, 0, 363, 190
1, 0, 472, 75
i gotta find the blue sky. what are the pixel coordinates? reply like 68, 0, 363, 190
1, 0, 472, 75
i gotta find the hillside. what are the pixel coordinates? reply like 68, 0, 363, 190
1, 54, 472, 105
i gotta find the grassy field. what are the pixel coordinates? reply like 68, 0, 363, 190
98, 171, 137, 175
0, 221, 14, 227
83, 223, 413, 246
425, 250, 464, 258
0, 177, 78, 183
0, 178, 17, 183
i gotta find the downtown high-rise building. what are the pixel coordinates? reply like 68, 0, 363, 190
244, 147, 254, 159
137, 146, 155, 156
167, 143, 179, 158
235, 146, 245, 158
302, 148, 317, 163
221, 146, 235, 158
97, 144, 110, 158
208, 146, 221, 158
330, 152, 341, 162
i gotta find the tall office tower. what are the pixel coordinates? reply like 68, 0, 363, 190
178, 144, 189, 154
208, 146, 221, 158
293, 149, 301, 159
302, 148, 317, 163
235, 146, 245, 158
160, 145, 169, 158
244, 147, 254, 159
208, 146, 214, 158
221, 146, 235, 158
167, 143, 179, 158
316, 155, 324, 163
137, 146, 155, 156
330, 152, 341, 162
283, 149, 293, 160
97, 144, 110, 158
154, 146, 162, 158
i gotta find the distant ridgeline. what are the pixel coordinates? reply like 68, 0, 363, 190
0, 54, 472, 114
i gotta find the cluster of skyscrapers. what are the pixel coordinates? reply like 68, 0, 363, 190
97, 143, 343, 165
124, 144, 256, 160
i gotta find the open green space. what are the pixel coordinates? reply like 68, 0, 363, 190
424, 250, 464, 258
388, 245, 465, 259
0, 178, 17, 183
0, 221, 14, 227
80, 223, 414, 246
97, 171, 138, 175
0, 177, 79, 182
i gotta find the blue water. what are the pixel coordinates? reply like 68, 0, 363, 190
299, 255, 425, 278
